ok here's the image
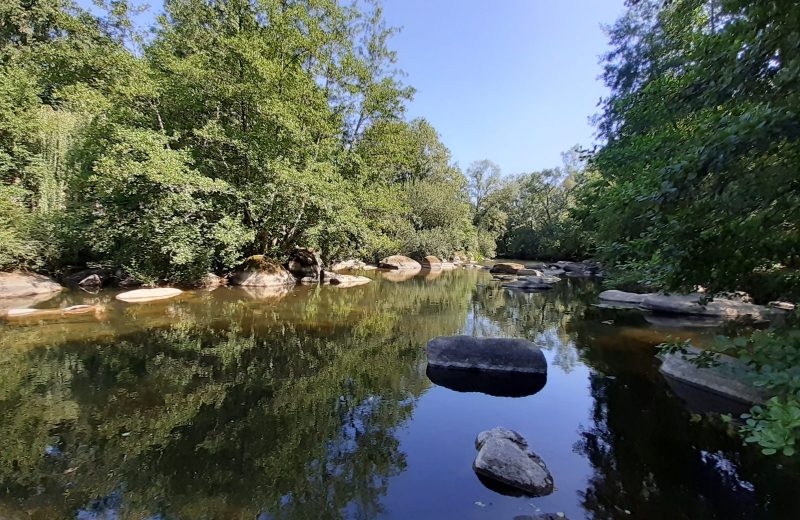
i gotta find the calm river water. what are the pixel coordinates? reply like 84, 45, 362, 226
1, 267, 799, 519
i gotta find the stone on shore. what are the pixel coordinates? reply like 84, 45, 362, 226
421, 255, 443, 269
0, 272, 63, 299
427, 336, 547, 375
287, 247, 323, 281
473, 427, 554, 497
379, 255, 422, 270
231, 255, 296, 287
116, 288, 183, 303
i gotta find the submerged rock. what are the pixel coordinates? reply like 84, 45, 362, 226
502, 276, 561, 291
426, 365, 546, 397
502, 280, 554, 291
489, 262, 525, 275
427, 336, 547, 375
473, 427, 554, 497
231, 255, 296, 287
0, 272, 62, 300
2, 304, 101, 320
116, 288, 183, 303
659, 347, 767, 408
379, 255, 422, 270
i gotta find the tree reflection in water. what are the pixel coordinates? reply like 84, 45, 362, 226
1, 270, 800, 519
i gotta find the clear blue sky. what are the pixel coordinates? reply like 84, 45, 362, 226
80, 0, 625, 175
382, 0, 626, 174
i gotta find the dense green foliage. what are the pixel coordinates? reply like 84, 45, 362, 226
584, 0, 800, 456
582, 0, 800, 297
0, 0, 487, 282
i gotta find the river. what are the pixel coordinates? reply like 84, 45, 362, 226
1, 267, 798, 519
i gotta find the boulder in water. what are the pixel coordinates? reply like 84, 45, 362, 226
659, 347, 767, 407
427, 336, 547, 375
231, 256, 296, 287
287, 247, 323, 281
420, 255, 443, 269
473, 427, 554, 497
379, 255, 422, 270
489, 262, 525, 275
640, 293, 770, 320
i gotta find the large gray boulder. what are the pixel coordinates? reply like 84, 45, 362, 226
379, 255, 422, 270
473, 427, 554, 497
427, 336, 547, 375
231, 256, 296, 287
659, 347, 767, 407
640, 293, 771, 320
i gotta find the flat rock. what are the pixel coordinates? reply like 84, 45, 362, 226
489, 262, 525, 274
599, 290, 655, 304
427, 336, 547, 375
116, 288, 183, 303
659, 347, 767, 406
473, 427, 554, 497
327, 273, 371, 287
0, 272, 62, 299
379, 255, 422, 270
640, 293, 770, 320
518, 268, 544, 276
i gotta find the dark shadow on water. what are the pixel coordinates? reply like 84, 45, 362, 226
475, 473, 531, 497
426, 365, 547, 398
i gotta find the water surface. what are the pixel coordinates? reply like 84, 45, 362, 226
1, 268, 798, 519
